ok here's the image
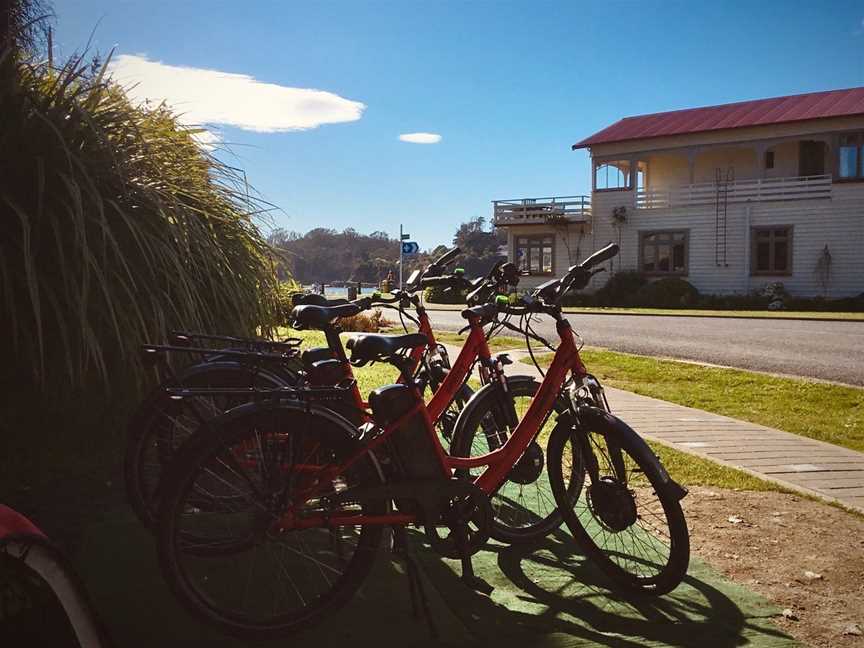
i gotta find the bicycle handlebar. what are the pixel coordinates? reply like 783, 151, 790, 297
575, 242, 619, 271
434, 246, 461, 268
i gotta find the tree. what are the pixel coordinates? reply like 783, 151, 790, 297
267, 227, 400, 285
452, 216, 506, 276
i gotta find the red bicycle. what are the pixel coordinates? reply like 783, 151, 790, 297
123, 248, 473, 528
154, 243, 690, 638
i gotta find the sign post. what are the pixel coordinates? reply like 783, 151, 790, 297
399, 225, 411, 290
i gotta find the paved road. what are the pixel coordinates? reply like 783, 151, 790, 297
427, 310, 864, 386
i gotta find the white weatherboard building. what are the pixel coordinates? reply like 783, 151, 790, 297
494, 87, 864, 297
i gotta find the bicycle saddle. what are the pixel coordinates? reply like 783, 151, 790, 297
291, 303, 361, 330
347, 333, 428, 365
461, 303, 498, 321
292, 293, 350, 307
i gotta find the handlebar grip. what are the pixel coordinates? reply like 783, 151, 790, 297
486, 259, 505, 279
351, 297, 370, 310
578, 243, 619, 270
435, 247, 461, 267
420, 275, 455, 288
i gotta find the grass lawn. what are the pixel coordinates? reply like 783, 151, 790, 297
423, 303, 864, 320
562, 307, 864, 320
279, 327, 402, 394
281, 327, 790, 492
523, 349, 864, 453
418, 328, 521, 351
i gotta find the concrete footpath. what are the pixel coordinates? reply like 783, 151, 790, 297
445, 344, 864, 513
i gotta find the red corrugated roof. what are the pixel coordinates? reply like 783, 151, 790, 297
572, 87, 864, 149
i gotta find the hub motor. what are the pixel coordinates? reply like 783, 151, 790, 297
507, 441, 544, 485
587, 476, 637, 532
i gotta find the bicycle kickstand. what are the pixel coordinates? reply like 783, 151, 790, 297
392, 527, 440, 640
455, 526, 493, 595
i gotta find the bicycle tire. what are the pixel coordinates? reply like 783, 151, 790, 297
547, 407, 690, 595
449, 376, 577, 544
156, 403, 385, 638
124, 363, 289, 528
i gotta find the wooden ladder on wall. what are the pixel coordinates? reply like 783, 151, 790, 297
714, 167, 733, 267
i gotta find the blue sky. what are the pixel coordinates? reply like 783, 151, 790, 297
57, 0, 864, 248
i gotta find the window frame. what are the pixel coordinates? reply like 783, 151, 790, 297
835, 132, 864, 182
750, 225, 793, 276
513, 233, 555, 276
638, 229, 689, 277
593, 159, 633, 192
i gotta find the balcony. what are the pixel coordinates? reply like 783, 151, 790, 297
637, 174, 832, 210
492, 195, 591, 226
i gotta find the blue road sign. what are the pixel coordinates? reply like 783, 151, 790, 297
401, 241, 419, 255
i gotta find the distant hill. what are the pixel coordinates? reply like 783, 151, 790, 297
268, 218, 504, 285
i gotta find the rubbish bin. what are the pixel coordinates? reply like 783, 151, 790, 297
347, 285, 358, 300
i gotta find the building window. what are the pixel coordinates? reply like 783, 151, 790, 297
594, 160, 631, 191
765, 151, 775, 169
515, 235, 554, 275
640, 230, 688, 275
838, 133, 863, 180
751, 226, 792, 275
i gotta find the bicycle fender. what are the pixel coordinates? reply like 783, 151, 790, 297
452, 374, 539, 437
178, 360, 290, 389
561, 406, 688, 501
156, 400, 382, 503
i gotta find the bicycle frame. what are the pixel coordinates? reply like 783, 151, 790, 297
318, 300, 494, 423
276, 314, 585, 531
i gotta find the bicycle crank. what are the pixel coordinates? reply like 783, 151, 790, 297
424, 480, 492, 559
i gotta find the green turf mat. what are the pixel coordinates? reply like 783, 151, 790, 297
69, 507, 797, 648
417, 529, 797, 647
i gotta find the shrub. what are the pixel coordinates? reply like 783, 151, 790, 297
560, 292, 594, 307
0, 25, 287, 488
785, 294, 864, 312
592, 271, 648, 306
697, 293, 770, 310
339, 310, 394, 332
272, 281, 303, 327
630, 277, 699, 308
424, 285, 468, 304
1, 53, 280, 393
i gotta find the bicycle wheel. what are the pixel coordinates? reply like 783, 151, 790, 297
449, 377, 578, 544
425, 363, 473, 443
124, 363, 287, 528
547, 407, 690, 595
157, 404, 385, 638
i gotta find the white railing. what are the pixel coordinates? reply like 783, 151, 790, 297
492, 195, 591, 225
636, 174, 832, 210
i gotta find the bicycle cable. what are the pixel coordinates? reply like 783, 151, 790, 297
522, 310, 557, 378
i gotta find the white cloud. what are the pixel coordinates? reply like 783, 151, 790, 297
188, 128, 221, 150
399, 132, 442, 144
107, 54, 365, 141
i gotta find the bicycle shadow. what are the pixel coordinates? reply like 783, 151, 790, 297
410, 526, 795, 648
